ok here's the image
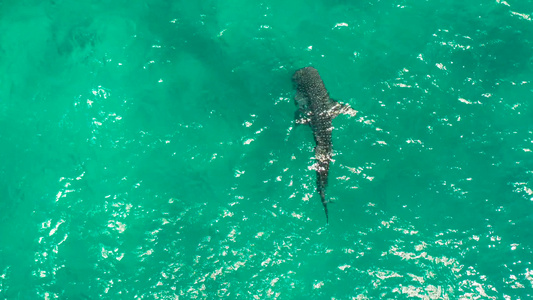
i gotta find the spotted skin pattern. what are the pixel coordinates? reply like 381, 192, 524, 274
292, 66, 356, 224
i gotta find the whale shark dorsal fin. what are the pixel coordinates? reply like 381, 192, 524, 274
328, 98, 358, 118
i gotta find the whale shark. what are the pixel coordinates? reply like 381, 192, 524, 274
292, 66, 357, 224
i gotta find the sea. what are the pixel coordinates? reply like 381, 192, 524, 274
0, 0, 532, 299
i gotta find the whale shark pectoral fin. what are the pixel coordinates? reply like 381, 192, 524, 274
294, 92, 309, 110
329, 99, 358, 118
296, 117, 311, 125
294, 109, 311, 125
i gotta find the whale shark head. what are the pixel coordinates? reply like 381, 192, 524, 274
292, 66, 321, 89
292, 66, 331, 113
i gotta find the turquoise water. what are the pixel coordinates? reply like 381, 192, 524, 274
1, 0, 532, 298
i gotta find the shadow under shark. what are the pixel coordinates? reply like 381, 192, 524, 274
292, 66, 357, 224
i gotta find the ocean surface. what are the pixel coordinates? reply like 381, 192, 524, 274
1, 0, 532, 299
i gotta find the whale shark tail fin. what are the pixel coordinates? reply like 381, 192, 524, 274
319, 188, 329, 224
328, 99, 358, 119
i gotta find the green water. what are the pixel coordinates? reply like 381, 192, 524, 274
1, 0, 532, 299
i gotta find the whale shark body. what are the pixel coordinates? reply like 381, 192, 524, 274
292, 66, 357, 223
